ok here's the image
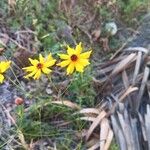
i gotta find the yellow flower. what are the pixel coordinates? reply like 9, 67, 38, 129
0, 60, 11, 83
57, 42, 92, 75
23, 54, 56, 80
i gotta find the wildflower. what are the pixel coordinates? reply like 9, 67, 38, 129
0, 60, 11, 83
23, 54, 56, 80
57, 42, 92, 75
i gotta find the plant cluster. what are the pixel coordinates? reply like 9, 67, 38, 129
0, 43, 92, 83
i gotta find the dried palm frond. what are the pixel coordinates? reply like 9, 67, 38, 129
88, 44, 150, 149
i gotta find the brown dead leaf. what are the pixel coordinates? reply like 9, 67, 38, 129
100, 38, 110, 51
92, 29, 101, 41
0, 47, 5, 55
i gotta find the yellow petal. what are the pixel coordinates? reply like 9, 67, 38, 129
39, 54, 44, 63
80, 50, 92, 59
75, 63, 84, 72
57, 60, 70, 67
67, 63, 75, 75
44, 59, 56, 67
22, 66, 37, 72
79, 59, 90, 67
75, 42, 82, 54
67, 45, 75, 56
24, 70, 37, 79
42, 67, 51, 74
0, 61, 11, 73
29, 58, 39, 66
33, 70, 41, 79
0, 74, 4, 83
47, 53, 52, 60
58, 54, 69, 59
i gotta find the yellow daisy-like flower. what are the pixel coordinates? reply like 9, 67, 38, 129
0, 60, 11, 83
23, 54, 56, 80
57, 42, 92, 75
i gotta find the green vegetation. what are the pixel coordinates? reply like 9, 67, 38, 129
110, 140, 119, 150
14, 99, 86, 149
118, 0, 149, 25
67, 67, 95, 107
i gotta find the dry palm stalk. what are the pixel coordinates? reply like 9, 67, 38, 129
99, 118, 110, 150
124, 47, 149, 54
51, 100, 81, 110
78, 108, 100, 115
117, 111, 134, 150
138, 113, 147, 141
119, 86, 138, 102
132, 51, 142, 84
147, 82, 150, 99
79, 15, 150, 150
145, 105, 150, 149
103, 129, 113, 150
84, 41, 150, 149
136, 66, 150, 111
122, 70, 133, 107
111, 53, 137, 76
130, 118, 140, 150
111, 115, 127, 150
80, 117, 96, 122
86, 110, 107, 140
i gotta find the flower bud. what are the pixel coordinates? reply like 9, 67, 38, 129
15, 97, 24, 105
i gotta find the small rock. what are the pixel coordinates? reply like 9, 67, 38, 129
46, 87, 53, 95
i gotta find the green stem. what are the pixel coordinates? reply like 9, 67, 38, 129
47, 75, 59, 93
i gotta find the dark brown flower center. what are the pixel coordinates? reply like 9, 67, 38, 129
37, 63, 43, 69
71, 54, 78, 62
